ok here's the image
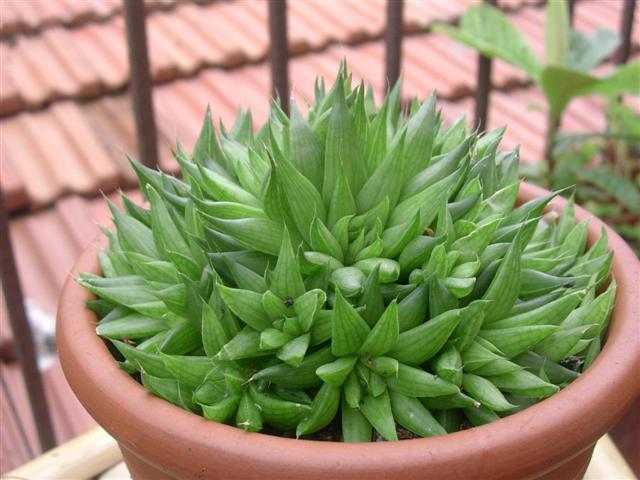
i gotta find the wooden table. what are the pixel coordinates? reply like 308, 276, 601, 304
3, 428, 636, 480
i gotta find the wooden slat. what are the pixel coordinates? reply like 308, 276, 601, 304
584, 434, 638, 480
98, 461, 131, 480
2, 427, 121, 480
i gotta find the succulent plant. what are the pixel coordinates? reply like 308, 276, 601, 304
81, 64, 615, 441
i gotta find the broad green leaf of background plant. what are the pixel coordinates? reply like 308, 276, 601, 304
574, 62, 640, 97
541, 62, 640, 118
566, 29, 620, 72
433, 4, 542, 82
540, 66, 599, 118
545, 0, 569, 67
578, 167, 640, 214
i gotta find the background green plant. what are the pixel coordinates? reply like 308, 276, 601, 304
82, 65, 615, 441
435, 0, 639, 253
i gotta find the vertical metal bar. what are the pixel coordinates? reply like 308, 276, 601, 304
616, 0, 636, 65
0, 194, 56, 453
123, 0, 158, 169
1, 374, 35, 457
474, 0, 496, 131
268, 0, 289, 115
567, 0, 576, 25
385, 0, 404, 88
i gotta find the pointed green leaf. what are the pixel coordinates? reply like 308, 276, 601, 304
269, 229, 306, 299
391, 309, 462, 365
218, 285, 271, 331
359, 300, 399, 356
289, 101, 324, 189
331, 290, 371, 356
310, 218, 344, 262
479, 325, 558, 358
327, 169, 357, 229
277, 333, 311, 366
316, 356, 358, 386
360, 391, 397, 441
323, 86, 366, 203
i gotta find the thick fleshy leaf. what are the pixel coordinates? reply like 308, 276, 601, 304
482, 232, 523, 323
390, 309, 463, 365
331, 290, 371, 356
390, 394, 455, 435
381, 213, 422, 258
269, 229, 306, 300
201, 301, 229, 356
109, 203, 158, 259
296, 382, 341, 437
78, 275, 165, 317
356, 131, 406, 213
403, 135, 472, 199
277, 333, 311, 366
330, 267, 366, 298
206, 217, 283, 256
310, 218, 344, 262
389, 169, 460, 228
196, 163, 260, 207
386, 363, 459, 397
289, 101, 324, 189
316, 356, 358, 386
323, 86, 367, 203
360, 391, 397, 441
217, 285, 271, 331
479, 325, 558, 358
359, 300, 399, 356
327, 170, 357, 229
272, 144, 327, 242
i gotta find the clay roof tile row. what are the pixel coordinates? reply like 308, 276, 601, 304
0, 0, 559, 117
3, 11, 636, 212
1, 360, 97, 473
0, 0, 182, 38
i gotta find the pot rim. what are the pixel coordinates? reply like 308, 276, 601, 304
57, 181, 640, 479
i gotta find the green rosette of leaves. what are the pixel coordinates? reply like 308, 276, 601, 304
81, 64, 615, 441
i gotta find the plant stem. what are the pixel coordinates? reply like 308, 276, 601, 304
544, 112, 561, 187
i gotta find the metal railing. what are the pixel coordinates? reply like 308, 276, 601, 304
385, 0, 404, 89
269, 0, 290, 115
1, 0, 637, 463
123, 0, 159, 169
0, 193, 56, 452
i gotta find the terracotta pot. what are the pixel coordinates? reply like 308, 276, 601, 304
57, 182, 640, 480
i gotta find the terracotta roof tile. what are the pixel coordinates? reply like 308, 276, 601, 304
0, 0, 179, 37
0, 148, 28, 211
3, 25, 634, 212
1, 364, 39, 472
7, 192, 130, 320
175, 4, 248, 67
2, 118, 65, 206
4, 41, 52, 107
1, 189, 140, 473
1, 360, 97, 474
0, 0, 551, 116
77, 22, 129, 90
47, 27, 104, 98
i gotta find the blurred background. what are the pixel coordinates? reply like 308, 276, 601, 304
0, 0, 638, 476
